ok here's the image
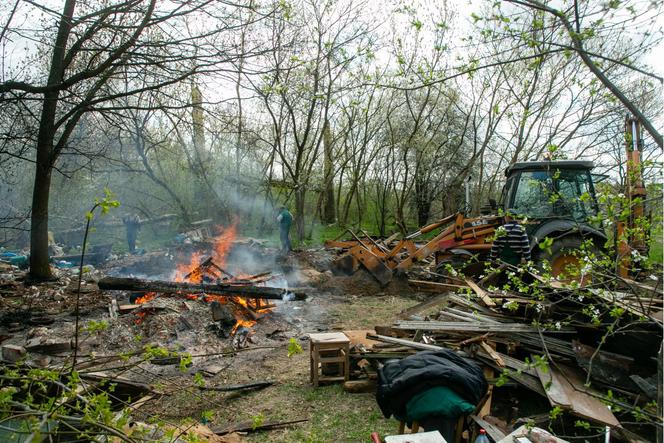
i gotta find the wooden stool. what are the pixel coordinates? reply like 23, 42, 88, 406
309, 332, 350, 387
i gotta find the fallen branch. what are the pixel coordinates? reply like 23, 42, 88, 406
197, 381, 274, 392
213, 418, 308, 435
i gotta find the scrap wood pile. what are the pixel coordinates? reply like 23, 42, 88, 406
344, 268, 663, 441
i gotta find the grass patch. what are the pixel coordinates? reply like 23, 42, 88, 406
327, 295, 416, 330
246, 383, 397, 443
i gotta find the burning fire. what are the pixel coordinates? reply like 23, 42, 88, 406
175, 251, 204, 283
130, 221, 272, 335
232, 318, 256, 335
212, 223, 237, 270
135, 292, 156, 304
133, 292, 157, 324
174, 222, 238, 282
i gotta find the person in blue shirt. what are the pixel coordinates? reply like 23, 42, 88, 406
276, 207, 293, 253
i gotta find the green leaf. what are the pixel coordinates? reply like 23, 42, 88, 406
287, 338, 303, 357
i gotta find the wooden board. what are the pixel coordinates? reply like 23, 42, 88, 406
534, 361, 620, 427
470, 415, 507, 442
343, 330, 380, 348
408, 279, 467, 293
496, 425, 569, 443
398, 293, 450, 319
464, 277, 496, 307
394, 321, 575, 333
367, 334, 444, 352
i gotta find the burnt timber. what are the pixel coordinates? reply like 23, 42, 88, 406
97, 276, 307, 300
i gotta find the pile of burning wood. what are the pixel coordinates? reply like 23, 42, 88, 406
346, 266, 662, 442
100, 224, 306, 344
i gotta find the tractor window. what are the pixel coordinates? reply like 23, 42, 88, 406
511, 171, 554, 218
555, 170, 597, 220
499, 177, 514, 208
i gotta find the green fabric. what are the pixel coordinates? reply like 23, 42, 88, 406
279, 209, 293, 228
500, 244, 520, 265
403, 386, 475, 422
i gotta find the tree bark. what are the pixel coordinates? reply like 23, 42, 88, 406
295, 188, 306, 241
322, 120, 335, 224
29, 0, 77, 280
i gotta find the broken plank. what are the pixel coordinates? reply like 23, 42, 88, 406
118, 304, 141, 313
213, 418, 307, 435
527, 271, 568, 289
98, 276, 306, 300
478, 263, 507, 287
479, 342, 504, 367
366, 334, 444, 352
469, 415, 506, 442
398, 293, 450, 319
408, 279, 467, 293
394, 321, 575, 333
477, 355, 546, 397
464, 277, 496, 307
343, 330, 381, 348
128, 394, 155, 411
589, 288, 661, 320
534, 360, 620, 427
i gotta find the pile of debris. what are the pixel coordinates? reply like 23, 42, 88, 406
343, 266, 662, 442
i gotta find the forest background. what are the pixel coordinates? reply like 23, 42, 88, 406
0, 0, 662, 278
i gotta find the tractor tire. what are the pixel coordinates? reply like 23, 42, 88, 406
534, 235, 599, 280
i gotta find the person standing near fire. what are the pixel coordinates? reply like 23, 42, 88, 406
276, 206, 292, 253
122, 213, 141, 254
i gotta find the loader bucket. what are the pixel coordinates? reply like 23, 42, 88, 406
348, 244, 393, 286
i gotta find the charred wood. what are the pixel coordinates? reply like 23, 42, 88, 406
97, 276, 307, 300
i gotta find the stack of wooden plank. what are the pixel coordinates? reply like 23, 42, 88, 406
347, 273, 663, 441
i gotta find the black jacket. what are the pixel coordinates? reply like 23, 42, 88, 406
376, 349, 488, 419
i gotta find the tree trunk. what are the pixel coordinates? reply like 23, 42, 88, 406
29, 0, 77, 280
414, 172, 431, 226
321, 121, 335, 224
29, 159, 53, 280
295, 188, 306, 241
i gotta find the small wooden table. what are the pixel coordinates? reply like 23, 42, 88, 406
309, 332, 350, 387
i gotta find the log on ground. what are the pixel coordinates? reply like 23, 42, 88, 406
97, 276, 307, 300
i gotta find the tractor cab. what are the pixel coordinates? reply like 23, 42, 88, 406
499, 160, 607, 277
500, 160, 601, 225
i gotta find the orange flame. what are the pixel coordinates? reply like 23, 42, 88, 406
212, 223, 237, 270
165, 219, 272, 335
232, 318, 256, 335
175, 252, 203, 283
174, 222, 238, 282
135, 292, 156, 304
134, 311, 146, 325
